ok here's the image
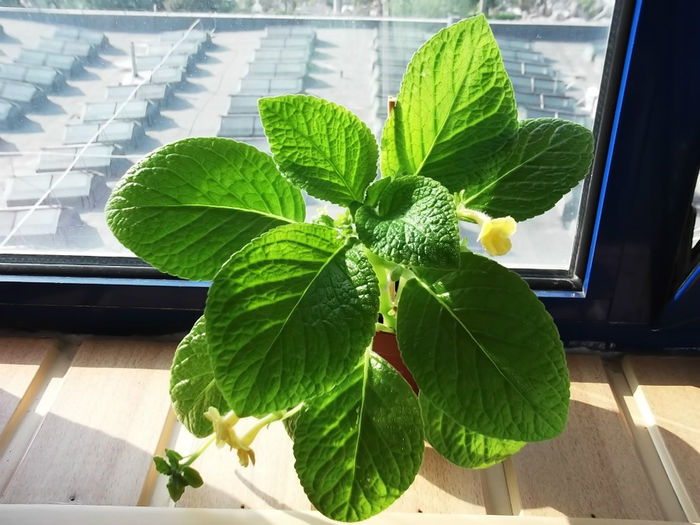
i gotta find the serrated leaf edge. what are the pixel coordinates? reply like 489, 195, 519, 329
260, 95, 378, 205
461, 118, 593, 208
396, 15, 514, 178
407, 272, 561, 437
420, 392, 526, 469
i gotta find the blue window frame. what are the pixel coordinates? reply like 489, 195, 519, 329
540, 0, 700, 349
0, 0, 698, 350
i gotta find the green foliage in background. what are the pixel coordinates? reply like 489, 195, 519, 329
387, 0, 478, 18
81, 0, 158, 10
163, 0, 237, 12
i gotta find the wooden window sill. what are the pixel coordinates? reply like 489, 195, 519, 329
0, 505, 697, 525
0, 336, 697, 523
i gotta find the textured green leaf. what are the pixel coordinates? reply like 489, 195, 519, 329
170, 316, 230, 437
106, 137, 305, 280
205, 223, 379, 417
397, 251, 569, 441
293, 351, 424, 522
461, 118, 594, 220
282, 412, 299, 441
420, 393, 525, 469
381, 14, 517, 192
259, 95, 379, 207
355, 176, 460, 269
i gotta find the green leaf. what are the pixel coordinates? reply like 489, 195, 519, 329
205, 223, 379, 417
420, 393, 525, 469
105, 137, 305, 281
397, 251, 569, 442
167, 475, 187, 502
170, 316, 230, 437
259, 95, 379, 207
460, 118, 594, 221
381, 14, 517, 192
355, 176, 460, 269
153, 456, 171, 475
165, 449, 183, 466
181, 466, 204, 488
282, 412, 299, 441
293, 351, 424, 522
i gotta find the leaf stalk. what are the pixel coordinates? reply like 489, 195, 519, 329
364, 248, 399, 331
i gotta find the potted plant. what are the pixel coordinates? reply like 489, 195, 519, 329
105, 14, 592, 521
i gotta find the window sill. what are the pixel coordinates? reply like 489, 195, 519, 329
0, 336, 697, 522
0, 505, 695, 525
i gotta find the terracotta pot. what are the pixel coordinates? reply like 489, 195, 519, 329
372, 331, 418, 394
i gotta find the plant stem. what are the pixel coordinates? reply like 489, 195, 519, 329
364, 248, 398, 331
375, 322, 395, 334
240, 405, 307, 448
396, 266, 417, 305
181, 435, 216, 467
456, 206, 490, 225
280, 403, 304, 421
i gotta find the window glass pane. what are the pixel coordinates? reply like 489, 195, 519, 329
0, 3, 614, 272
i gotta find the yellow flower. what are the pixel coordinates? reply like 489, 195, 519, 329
203, 407, 241, 449
203, 406, 286, 468
237, 447, 256, 467
477, 216, 517, 256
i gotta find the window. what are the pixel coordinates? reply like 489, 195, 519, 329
539, 0, 700, 347
0, 1, 697, 347
1, 7, 611, 266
